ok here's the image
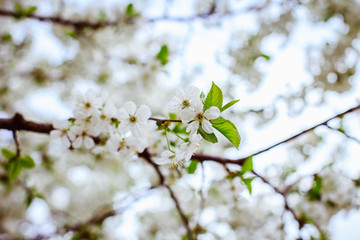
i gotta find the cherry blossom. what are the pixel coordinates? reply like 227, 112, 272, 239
117, 101, 151, 137
180, 99, 221, 135
168, 86, 201, 113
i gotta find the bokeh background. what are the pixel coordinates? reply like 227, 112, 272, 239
1, 0, 360, 239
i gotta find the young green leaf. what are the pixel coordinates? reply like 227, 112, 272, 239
198, 125, 218, 143
26, 6, 37, 16
8, 160, 22, 181
187, 160, 199, 174
241, 177, 255, 194
212, 117, 240, 149
221, 99, 239, 112
156, 45, 169, 65
204, 82, 223, 111
2, 148, 16, 159
260, 54, 271, 61
125, 3, 139, 17
19, 155, 35, 169
239, 155, 253, 175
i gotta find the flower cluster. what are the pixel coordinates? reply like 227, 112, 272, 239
154, 86, 221, 166
51, 90, 151, 158
51, 83, 240, 167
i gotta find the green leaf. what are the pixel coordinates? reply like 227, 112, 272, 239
239, 156, 253, 175
241, 177, 255, 194
156, 45, 169, 65
198, 125, 218, 143
221, 99, 239, 112
2, 148, 16, 159
187, 160, 199, 174
212, 117, 240, 149
8, 160, 22, 181
19, 155, 35, 169
26, 6, 37, 15
307, 175, 322, 201
260, 54, 271, 61
204, 82, 223, 111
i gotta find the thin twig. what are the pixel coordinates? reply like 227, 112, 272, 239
325, 124, 360, 144
149, 117, 182, 123
12, 130, 20, 157
139, 149, 194, 240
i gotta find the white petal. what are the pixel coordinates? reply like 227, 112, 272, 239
84, 136, 95, 149
204, 106, 220, 120
186, 121, 199, 133
130, 122, 142, 137
117, 108, 129, 120
136, 105, 151, 121
72, 137, 83, 148
161, 150, 174, 159
53, 119, 68, 129
202, 119, 214, 134
186, 86, 200, 100
168, 98, 182, 112
180, 109, 196, 123
192, 98, 204, 112
50, 130, 61, 139
70, 125, 82, 135
124, 101, 137, 115
61, 136, 71, 148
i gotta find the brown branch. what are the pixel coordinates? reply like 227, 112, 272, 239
0, 113, 53, 134
0, 5, 258, 30
149, 117, 182, 123
12, 130, 21, 157
0, 9, 119, 30
325, 124, 360, 144
252, 170, 304, 232
139, 148, 194, 240
192, 104, 360, 165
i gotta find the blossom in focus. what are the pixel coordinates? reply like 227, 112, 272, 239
117, 101, 151, 137
180, 99, 220, 135
168, 86, 200, 113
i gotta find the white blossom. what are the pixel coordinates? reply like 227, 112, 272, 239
117, 101, 151, 137
168, 86, 200, 113
180, 99, 221, 135
155, 150, 184, 167
179, 133, 202, 161
74, 89, 104, 116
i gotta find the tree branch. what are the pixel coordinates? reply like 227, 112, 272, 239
192, 104, 360, 165
139, 148, 194, 240
0, 113, 53, 134
0, 9, 119, 30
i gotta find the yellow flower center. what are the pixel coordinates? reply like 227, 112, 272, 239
195, 113, 204, 121
129, 116, 137, 123
182, 100, 190, 108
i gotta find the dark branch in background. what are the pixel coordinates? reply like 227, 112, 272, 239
192, 104, 360, 165
252, 170, 303, 227
139, 149, 194, 240
0, 9, 119, 30
0, 4, 263, 30
325, 124, 360, 144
